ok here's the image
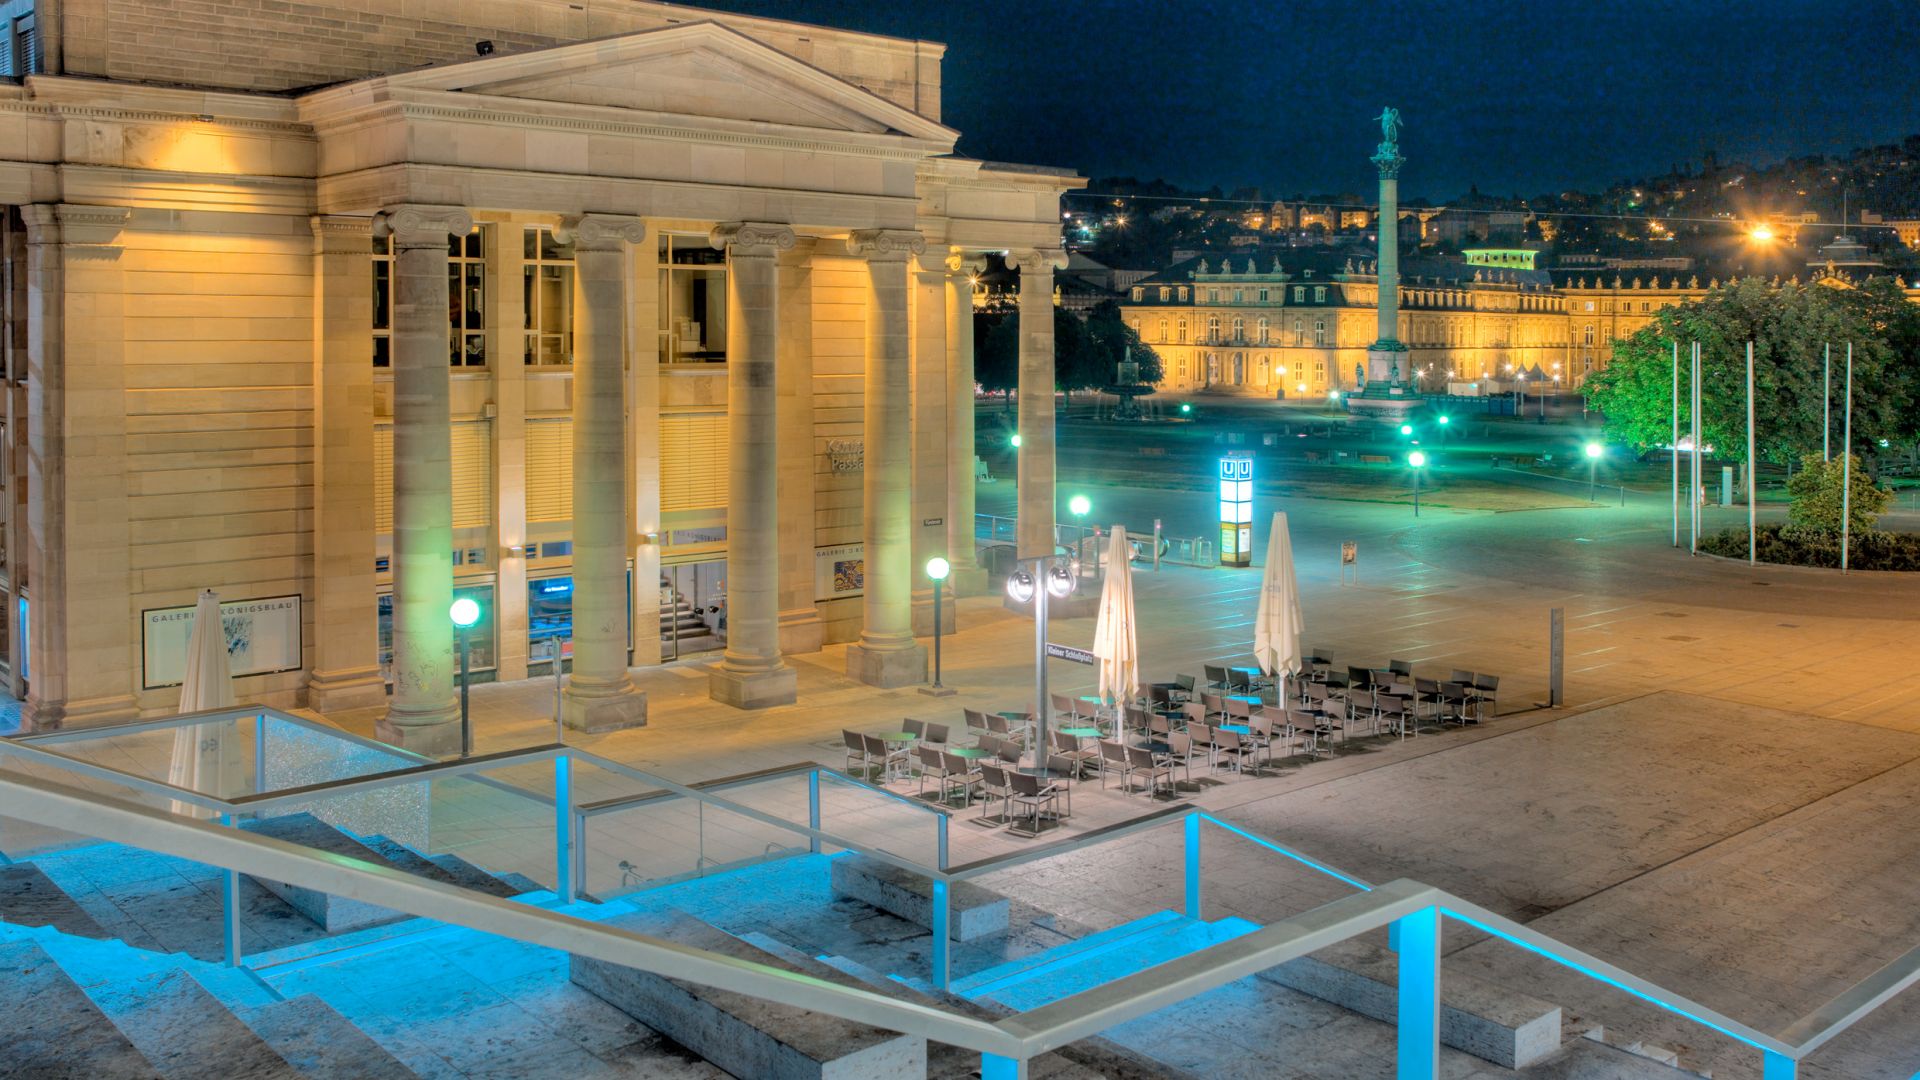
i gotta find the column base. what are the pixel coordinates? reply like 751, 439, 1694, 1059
306, 666, 388, 714
845, 642, 927, 689
374, 711, 462, 757
22, 693, 141, 733
708, 663, 797, 709
562, 683, 648, 733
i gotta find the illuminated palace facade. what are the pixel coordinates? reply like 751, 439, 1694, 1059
1120, 248, 1920, 398
0, 1, 1078, 749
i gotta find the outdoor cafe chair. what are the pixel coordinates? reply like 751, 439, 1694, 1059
1125, 745, 1174, 798
1224, 696, 1253, 723
1285, 708, 1334, 758
1449, 668, 1477, 687
914, 746, 950, 799
1214, 727, 1258, 774
1173, 673, 1197, 700
901, 718, 926, 739
1156, 730, 1195, 789
1225, 667, 1252, 694
1440, 682, 1474, 725
940, 750, 984, 807
1414, 678, 1447, 722
1050, 729, 1098, 777
1377, 693, 1415, 739
1180, 701, 1208, 731
1007, 770, 1061, 836
841, 729, 871, 777
1245, 712, 1280, 762
964, 708, 992, 735
924, 722, 949, 745
1147, 712, 1173, 746
1388, 658, 1414, 678
1471, 674, 1501, 718
1189, 724, 1221, 770
1097, 740, 1131, 791
976, 763, 1015, 826
1199, 692, 1230, 724
864, 732, 909, 780
1050, 693, 1078, 725
992, 735, 1024, 766
1203, 664, 1230, 691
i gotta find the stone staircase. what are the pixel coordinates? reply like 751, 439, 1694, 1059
0, 824, 1721, 1079
660, 580, 724, 655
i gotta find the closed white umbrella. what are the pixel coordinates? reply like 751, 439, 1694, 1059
168, 589, 241, 816
1092, 526, 1140, 739
1253, 511, 1304, 683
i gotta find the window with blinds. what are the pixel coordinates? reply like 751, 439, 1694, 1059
526, 417, 573, 522
373, 420, 494, 533
661, 412, 728, 512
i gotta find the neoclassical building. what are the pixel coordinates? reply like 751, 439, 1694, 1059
0, 0, 1078, 751
1121, 249, 1920, 397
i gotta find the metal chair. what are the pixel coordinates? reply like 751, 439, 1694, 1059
1125, 745, 1174, 798
841, 729, 872, 777
940, 750, 983, 806
1006, 770, 1060, 836
976, 763, 1015, 825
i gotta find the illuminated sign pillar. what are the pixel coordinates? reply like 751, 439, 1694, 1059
1219, 454, 1253, 567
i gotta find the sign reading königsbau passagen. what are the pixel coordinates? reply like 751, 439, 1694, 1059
141, 595, 304, 690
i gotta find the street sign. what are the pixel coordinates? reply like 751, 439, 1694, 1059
1045, 642, 1095, 666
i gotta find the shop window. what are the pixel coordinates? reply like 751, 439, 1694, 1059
528, 571, 633, 671
378, 583, 496, 684
371, 226, 487, 368
524, 227, 575, 365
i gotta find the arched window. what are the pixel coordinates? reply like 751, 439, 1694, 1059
1233, 353, 1246, 384
1313, 319, 1327, 347
1582, 323, 1595, 346
1231, 316, 1245, 341
1177, 318, 1189, 344
1293, 317, 1304, 344
1157, 317, 1169, 341
1207, 315, 1220, 341
1257, 316, 1270, 344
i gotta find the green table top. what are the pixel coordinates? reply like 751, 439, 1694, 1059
947, 746, 991, 759
1060, 726, 1104, 739
875, 732, 917, 742
997, 710, 1030, 719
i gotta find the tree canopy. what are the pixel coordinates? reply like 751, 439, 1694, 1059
1582, 277, 1920, 463
972, 302, 1166, 395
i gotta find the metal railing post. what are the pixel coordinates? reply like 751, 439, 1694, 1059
254, 713, 267, 797
981, 1053, 1029, 1079
554, 754, 575, 902
220, 812, 242, 967
937, 812, 950, 872
1763, 1051, 1797, 1080
1394, 906, 1440, 1079
808, 770, 822, 854
932, 878, 951, 990
1184, 813, 1202, 919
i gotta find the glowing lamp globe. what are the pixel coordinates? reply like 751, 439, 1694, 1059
1005, 570, 1035, 603
1584, 443, 1603, 459
926, 556, 950, 582
1408, 451, 1428, 468
1068, 494, 1091, 518
449, 597, 481, 629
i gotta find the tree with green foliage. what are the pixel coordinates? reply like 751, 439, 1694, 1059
1582, 277, 1920, 463
1785, 452, 1891, 537
974, 311, 1019, 401
974, 303, 1167, 399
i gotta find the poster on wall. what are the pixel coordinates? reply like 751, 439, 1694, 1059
814, 544, 865, 602
142, 595, 303, 690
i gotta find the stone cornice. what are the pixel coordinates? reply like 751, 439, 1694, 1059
555, 214, 647, 251
311, 214, 374, 254
0, 98, 312, 139
374, 204, 474, 248
22, 204, 132, 247
848, 229, 925, 262
1011, 248, 1068, 274
710, 222, 796, 256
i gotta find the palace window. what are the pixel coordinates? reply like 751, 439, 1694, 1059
1177, 318, 1188, 343
1257, 316, 1270, 343
524, 227, 576, 365
1231, 316, 1244, 341
1159, 286, 1170, 300
660, 233, 727, 363
1640, 301, 1650, 313
1314, 286, 1327, 302
1178, 287, 1189, 300
1131, 287, 1144, 301
1158, 317, 1169, 340
1258, 288, 1270, 302
1207, 288, 1219, 303
1602, 300, 1613, 313
1293, 286, 1305, 302
1206, 315, 1220, 341
1313, 319, 1327, 346
1292, 316, 1304, 343
371, 225, 489, 368
1233, 289, 1244, 303
1583, 323, 1596, 346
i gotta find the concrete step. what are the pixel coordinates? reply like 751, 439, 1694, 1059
240, 994, 418, 1079
1524, 1034, 1713, 1078
1258, 937, 1564, 1068
0, 938, 163, 1078
87, 968, 304, 1079
425, 852, 528, 898
571, 907, 926, 1080
0, 863, 109, 939
964, 914, 1261, 1013
950, 909, 1187, 996
1575, 1028, 1712, 1078
0, 917, 278, 1013
829, 853, 1010, 942
239, 814, 408, 933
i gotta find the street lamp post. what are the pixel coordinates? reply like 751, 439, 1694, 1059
1409, 450, 1428, 517
449, 596, 482, 757
921, 557, 955, 697
1584, 442, 1602, 503
1007, 556, 1079, 768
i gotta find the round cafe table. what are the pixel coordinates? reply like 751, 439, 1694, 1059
947, 746, 990, 760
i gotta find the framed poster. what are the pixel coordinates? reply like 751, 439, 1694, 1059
142, 594, 303, 690
814, 544, 865, 601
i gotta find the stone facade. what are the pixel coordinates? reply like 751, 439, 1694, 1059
0, 4, 1081, 744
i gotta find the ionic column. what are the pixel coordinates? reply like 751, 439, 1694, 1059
556, 214, 648, 732
945, 254, 987, 594
1014, 249, 1065, 561
846, 229, 927, 688
374, 205, 470, 756
307, 215, 386, 713
708, 223, 798, 709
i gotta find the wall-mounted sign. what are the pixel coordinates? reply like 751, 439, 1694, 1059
814, 544, 865, 601
922, 517, 944, 527
826, 439, 864, 473
142, 594, 303, 690
1218, 454, 1254, 567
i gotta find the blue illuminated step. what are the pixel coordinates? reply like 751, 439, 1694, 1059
949, 910, 1185, 997
958, 912, 1262, 1013
0, 916, 278, 1012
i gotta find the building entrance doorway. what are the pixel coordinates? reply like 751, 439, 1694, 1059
661, 560, 726, 661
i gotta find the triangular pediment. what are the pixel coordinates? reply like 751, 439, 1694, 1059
381, 22, 956, 146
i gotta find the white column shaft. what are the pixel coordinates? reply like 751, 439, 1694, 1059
945, 260, 980, 575
861, 253, 914, 649
1015, 251, 1060, 561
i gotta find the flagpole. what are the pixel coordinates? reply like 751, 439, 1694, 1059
1746, 341, 1756, 564
1841, 343, 1853, 573
1671, 339, 1679, 548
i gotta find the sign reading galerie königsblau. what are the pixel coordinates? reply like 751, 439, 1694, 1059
141, 595, 303, 690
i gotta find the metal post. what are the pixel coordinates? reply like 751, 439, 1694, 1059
1842, 343, 1853, 573
458, 625, 472, 757
1152, 518, 1162, 571
931, 878, 951, 989
1746, 341, 1756, 564
982, 1054, 1030, 1080
807, 770, 821, 854
1690, 343, 1701, 554
1762, 1050, 1797, 1080
1548, 607, 1564, 708
1587, 456, 1596, 503
1671, 340, 1679, 547
1393, 906, 1441, 1080
220, 812, 242, 967
937, 812, 950, 871
931, 577, 944, 690
1412, 468, 1421, 518
1184, 813, 1202, 919
554, 754, 574, 902
1034, 570, 1050, 766
253, 713, 267, 796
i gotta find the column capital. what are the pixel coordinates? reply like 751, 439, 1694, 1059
945, 252, 989, 276
311, 214, 374, 254
1011, 248, 1068, 274
848, 229, 925, 262
710, 221, 796, 256
21, 204, 132, 247
555, 213, 646, 251
374, 204, 473, 249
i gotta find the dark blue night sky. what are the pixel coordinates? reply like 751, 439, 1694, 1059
696, 0, 1920, 200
